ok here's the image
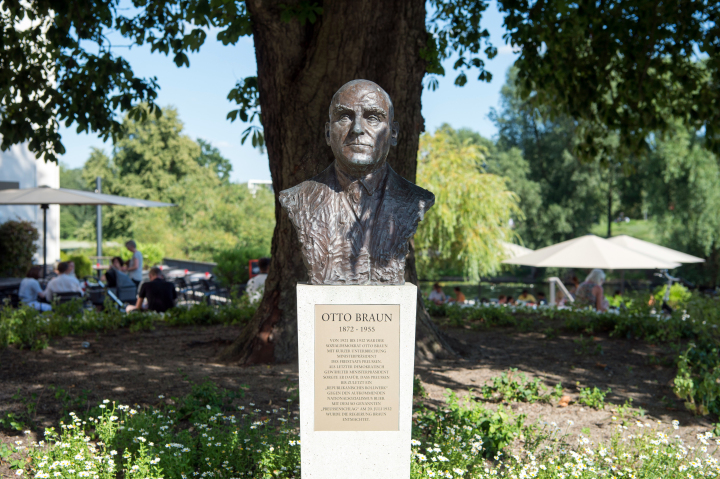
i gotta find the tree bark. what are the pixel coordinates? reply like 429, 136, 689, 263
219, 0, 456, 364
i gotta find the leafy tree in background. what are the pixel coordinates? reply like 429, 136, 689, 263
415, 126, 520, 281
71, 107, 275, 262
196, 139, 232, 184
643, 125, 720, 287
488, 70, 610, 249
59, 164, 94, 239
501, 0, 720, 162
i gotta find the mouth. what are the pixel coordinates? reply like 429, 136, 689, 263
345, 143, 373, 148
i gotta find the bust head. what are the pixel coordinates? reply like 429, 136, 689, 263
325, 79, 399, 176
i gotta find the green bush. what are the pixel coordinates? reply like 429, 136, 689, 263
213, 245, 268, 286
654, 283, 693, 308
60, 252, 93, 278
0, 298, 257, 350
673, 344, 720, 416
0, 219, 39, 277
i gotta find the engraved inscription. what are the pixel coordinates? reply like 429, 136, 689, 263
314, 304, 400, 431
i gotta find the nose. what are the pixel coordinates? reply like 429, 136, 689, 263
351, 115, 364, 135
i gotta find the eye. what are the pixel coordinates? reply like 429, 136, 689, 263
367, 115, 380, 123
338, 114, 351, 122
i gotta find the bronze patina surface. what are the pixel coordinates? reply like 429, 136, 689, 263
280, 80, 434, 285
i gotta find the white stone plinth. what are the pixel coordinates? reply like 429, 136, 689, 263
297, 283, 418, 479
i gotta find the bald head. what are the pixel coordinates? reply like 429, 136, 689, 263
329, 80, 394, 122
325, 79, 399, 176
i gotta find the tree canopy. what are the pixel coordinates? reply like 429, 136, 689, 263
63, 106, 274, 261
6, 0, 718, 165
415, 126, 520, 281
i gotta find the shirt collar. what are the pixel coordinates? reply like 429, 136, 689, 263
335, 161, 387, 196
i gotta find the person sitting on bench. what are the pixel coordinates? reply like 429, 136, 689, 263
43, 261, 83, 302
126, 267, 177, 313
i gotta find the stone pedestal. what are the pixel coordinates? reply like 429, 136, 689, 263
297, 283, 418, 479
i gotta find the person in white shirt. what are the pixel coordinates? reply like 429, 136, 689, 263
43, 261, 83, 302
18, 265, 52, 311
428, 283, 447, 305
125, 240, 144, 289
245, 257, 270, 304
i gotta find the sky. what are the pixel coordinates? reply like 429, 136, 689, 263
58, 2, 519, 184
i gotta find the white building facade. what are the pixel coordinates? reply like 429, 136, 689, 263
0, 144, 60, 265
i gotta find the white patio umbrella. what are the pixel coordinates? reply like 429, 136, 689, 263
502, 234, 680, 269
607, 235, 705, 264
502, 234, 680, 305
0, 185, 174, 277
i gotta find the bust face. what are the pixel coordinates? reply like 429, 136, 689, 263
326, 80, 399, 175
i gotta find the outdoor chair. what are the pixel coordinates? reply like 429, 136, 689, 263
54, 292, 84, 305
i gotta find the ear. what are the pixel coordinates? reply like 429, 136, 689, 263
325, 122, 331, 145
391, 121, 399, 146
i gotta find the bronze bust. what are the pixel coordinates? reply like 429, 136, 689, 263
280, 79, 434, 285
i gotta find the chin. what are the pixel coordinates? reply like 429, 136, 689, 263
344, 155, 380, 166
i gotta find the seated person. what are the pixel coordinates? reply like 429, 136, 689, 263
575, 269, 609, 312
246, 257, 270, 304
428, 283, 447, 305
103, 257, 137, 303
448, 286, 466, 304
506, 295, 516, 305
102, 257, 124, 287
126, 267, 177, 313
43, 261, 83, 302
18, 265, 51, 311
536, 291, 547, 305
517, 289, 537, 303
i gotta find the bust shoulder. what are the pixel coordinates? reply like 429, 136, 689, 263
385, 166, 435, 218
279, 164, 338, 222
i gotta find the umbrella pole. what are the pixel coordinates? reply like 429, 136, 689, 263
621, 270, 625, 295
96, 177, 102, 279
41, 204, 48, 279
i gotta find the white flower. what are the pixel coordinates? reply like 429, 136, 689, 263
15, 470, 23, 476
158, 395, 165, 399
411, 439, 421, 446
102, 399, 109, 404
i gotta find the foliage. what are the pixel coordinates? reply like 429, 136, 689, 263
59, 252, 93, 278
577, 384, 611, 410
0, 219, 39, 277
6, 385, 720, 478
213, 245, 269, 287
68, 108, 275, 262
59, 163, 95, 239
196, 138, 232, 183
674, 345, 720, 416
415, 126, 521, 281
480, 368, 561, 404
501, 0, 720, 162
488, 69, 611, 249
654, 284, 693, 309
0, 298, 257, 351
414, 390, 525, 461
0, 0, 162, 162
165, 296, 256, 327
413, 375, 428, 399
642, 124, 720, 287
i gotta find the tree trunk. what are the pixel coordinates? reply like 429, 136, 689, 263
219, 0, 456, 364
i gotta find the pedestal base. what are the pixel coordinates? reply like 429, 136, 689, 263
297, 283, 418, 479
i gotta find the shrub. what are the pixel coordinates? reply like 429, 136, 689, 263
654, 283, 693, 308
213, 245, 268, 286
0, 219, 39, 277
60, 251, 93, 278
